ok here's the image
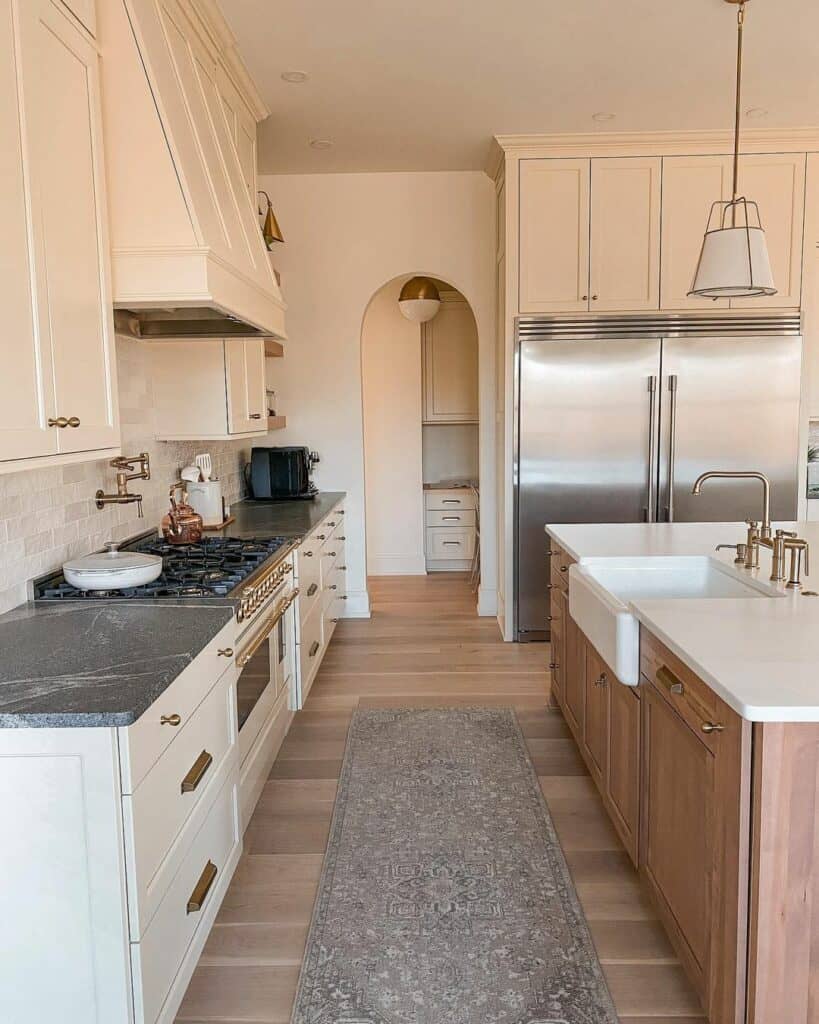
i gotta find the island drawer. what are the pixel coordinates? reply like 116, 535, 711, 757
118, 617, 237, 793
130, 771, 241, 1024
640, 628, 726, 750
123, 665, 238, 938
550, 545, 572, 594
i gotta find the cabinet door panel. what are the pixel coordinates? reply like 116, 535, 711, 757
226, 338, 266, 434
564, 612, 585, 738
422, 298, 479, 423
731, 153, 806, 309
0, 0, 57, 462
583, 644, 608, 783
549, 587, 566, 703
642, 683, 711, 981
590, 157, 661, 311
661, 155, 733, 310
519, 158, 590, 313
23, 0, 118, 454
607, 678, 640, 863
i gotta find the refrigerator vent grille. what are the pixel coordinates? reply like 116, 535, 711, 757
517, 313, 801, 341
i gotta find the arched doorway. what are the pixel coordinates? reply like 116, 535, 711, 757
361, 274, 479, 580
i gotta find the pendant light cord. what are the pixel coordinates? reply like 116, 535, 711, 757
731, 1, 746, 214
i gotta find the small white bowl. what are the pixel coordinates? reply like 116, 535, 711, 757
63, 543, 162, 591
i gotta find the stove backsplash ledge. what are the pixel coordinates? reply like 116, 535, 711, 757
0, 336, 253, 616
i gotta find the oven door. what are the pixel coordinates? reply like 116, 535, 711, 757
236, 586, 298, 765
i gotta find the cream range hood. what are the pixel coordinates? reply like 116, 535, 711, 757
99, 0, 286, 341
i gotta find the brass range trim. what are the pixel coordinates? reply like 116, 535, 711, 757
236, 588, 299, 668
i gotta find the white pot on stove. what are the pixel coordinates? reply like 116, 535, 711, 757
63, 542, 162, 592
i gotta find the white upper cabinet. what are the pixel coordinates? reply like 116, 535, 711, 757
60, 0, 95, 34
422, 296, 479, 424
735, 153, 806, 309
519, 156, 661, 314
661, 155, 738, 309
590, 158, 661, 312
0, 0, 119, 469
661, 153, 805, 310
151, 339, 267, 441
519, 159, 590, 314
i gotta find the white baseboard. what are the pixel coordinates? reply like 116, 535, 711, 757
343, 588, 371, 618
367, 555, 427, 576
477, 586, 498, 618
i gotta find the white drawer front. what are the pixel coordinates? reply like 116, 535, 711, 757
322, 563, 346, 608
124, 666, 237, 938
297, 540, 322, 622
424, 489, 477, 512
425, 509, 476, 528
426, 526, 476, 561
322, 535, 345, 574
119, 617, 237, 793
131, 772, 240, 1024
298, 597, 324, 702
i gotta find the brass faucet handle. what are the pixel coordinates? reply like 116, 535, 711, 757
776, 529, 797, 539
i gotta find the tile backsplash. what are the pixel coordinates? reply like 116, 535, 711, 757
0, 336, 253, 615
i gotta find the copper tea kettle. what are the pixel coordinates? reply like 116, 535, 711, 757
161, 482, 204, 545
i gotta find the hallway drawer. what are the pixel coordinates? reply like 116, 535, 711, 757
425, 526, 476, 561
424, 489, 476, 512
426, 509, 476, 528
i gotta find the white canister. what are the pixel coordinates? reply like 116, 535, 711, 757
186, 480, 224, 526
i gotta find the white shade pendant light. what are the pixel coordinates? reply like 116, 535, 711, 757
398, 277, 441, 322
689, 0, 776, 299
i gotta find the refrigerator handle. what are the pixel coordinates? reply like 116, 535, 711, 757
664, 374, 679, 522
645, 375, 658, 523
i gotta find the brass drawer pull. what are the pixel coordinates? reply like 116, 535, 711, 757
560, 565, 569, 572
217, 647, 233, 657
181, 750, 213, 793
338, 535, 346, 541
595, 673, 607, 687
327, 521, 336, 527
303, 550, 314, 557
442, 516, 461, 521
442, 499, 461, 504
325, 551, 337, 557
656, 665, 685, 696
48, 417, 68, 428
307, 583, 318, 597
309, 640, 320, 657
701, 722, 725, 735
548, 661, 559, 670
331, 617, 340, 623
187, 859, 218, 914
316, 534, 326, 540
338, 565, 347, 571
160, 713, 181, 727
328, 584, 337, 591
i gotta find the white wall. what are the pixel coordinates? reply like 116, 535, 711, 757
261, 170, 497, 617
362, 278, 425, 575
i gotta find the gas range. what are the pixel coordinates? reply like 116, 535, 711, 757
34, 532, 296, 608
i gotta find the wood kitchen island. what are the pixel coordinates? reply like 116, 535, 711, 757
547, 522, 819, 1024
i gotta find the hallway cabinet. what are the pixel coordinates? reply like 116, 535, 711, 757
0, 0, 120, 471
422, 295, 479, 423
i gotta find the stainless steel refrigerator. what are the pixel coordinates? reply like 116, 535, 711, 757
514, 313, 803, 641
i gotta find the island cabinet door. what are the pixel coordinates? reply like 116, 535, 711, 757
548, 585, 566, 705
583, 643, 609, 785
639, 643, 751, 1024
607, 679, 640, 866
563, 611, 586, 740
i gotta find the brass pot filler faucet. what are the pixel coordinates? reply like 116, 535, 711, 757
692, 470, 809, 590
95, 452, 151, 518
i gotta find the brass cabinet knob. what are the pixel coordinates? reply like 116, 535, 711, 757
331, 617, 340, 623
325, 551, 337, 557
592, 295, 599, 301
309, 640, 320, 657
327, 521, 336, 527
316, 534, 326, 540
582, 295, 589, 301
303, 550, 313, 557
307, 583, 318, 596
595, 673, 607, 687
67, 416, 80, 427
701, 722, 724, 734
548, 662, 559, 670
338, 536, 346, 541
48, 417, 68, 428
560, 565, 569, 572
338, 565, 347, 571
160, 713, 182, 726
217, 648, 233, 657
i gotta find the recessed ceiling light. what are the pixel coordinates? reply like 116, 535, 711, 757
745, 107, 769, 118
592, 112, 616, 122
309, 138, 334, 150
281, 70, 309, 84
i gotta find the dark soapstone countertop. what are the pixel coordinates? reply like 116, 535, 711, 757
223, 492, 346, 539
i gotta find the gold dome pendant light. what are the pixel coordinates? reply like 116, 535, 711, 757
257, 190, 285, 250
398, 277, 442, 322
689, 0, 776, 299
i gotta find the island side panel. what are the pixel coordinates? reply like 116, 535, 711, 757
747, 722, 819, 1024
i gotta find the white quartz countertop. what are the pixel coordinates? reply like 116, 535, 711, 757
545, 521, 819, 722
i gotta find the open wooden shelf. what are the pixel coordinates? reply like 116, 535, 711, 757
264, 339, 284, 358
267, 415, 287, 431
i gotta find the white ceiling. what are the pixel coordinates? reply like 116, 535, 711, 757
220, 0, 819, 174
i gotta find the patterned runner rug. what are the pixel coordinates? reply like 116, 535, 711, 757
291, 708, 618, 1024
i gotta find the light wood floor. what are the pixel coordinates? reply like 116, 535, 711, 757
176, 574, 704, 1023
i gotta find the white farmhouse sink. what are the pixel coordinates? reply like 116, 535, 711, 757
568, 556, 779, 687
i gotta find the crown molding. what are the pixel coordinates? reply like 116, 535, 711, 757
488, 127, 819, 169
189, 0, 270, 122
